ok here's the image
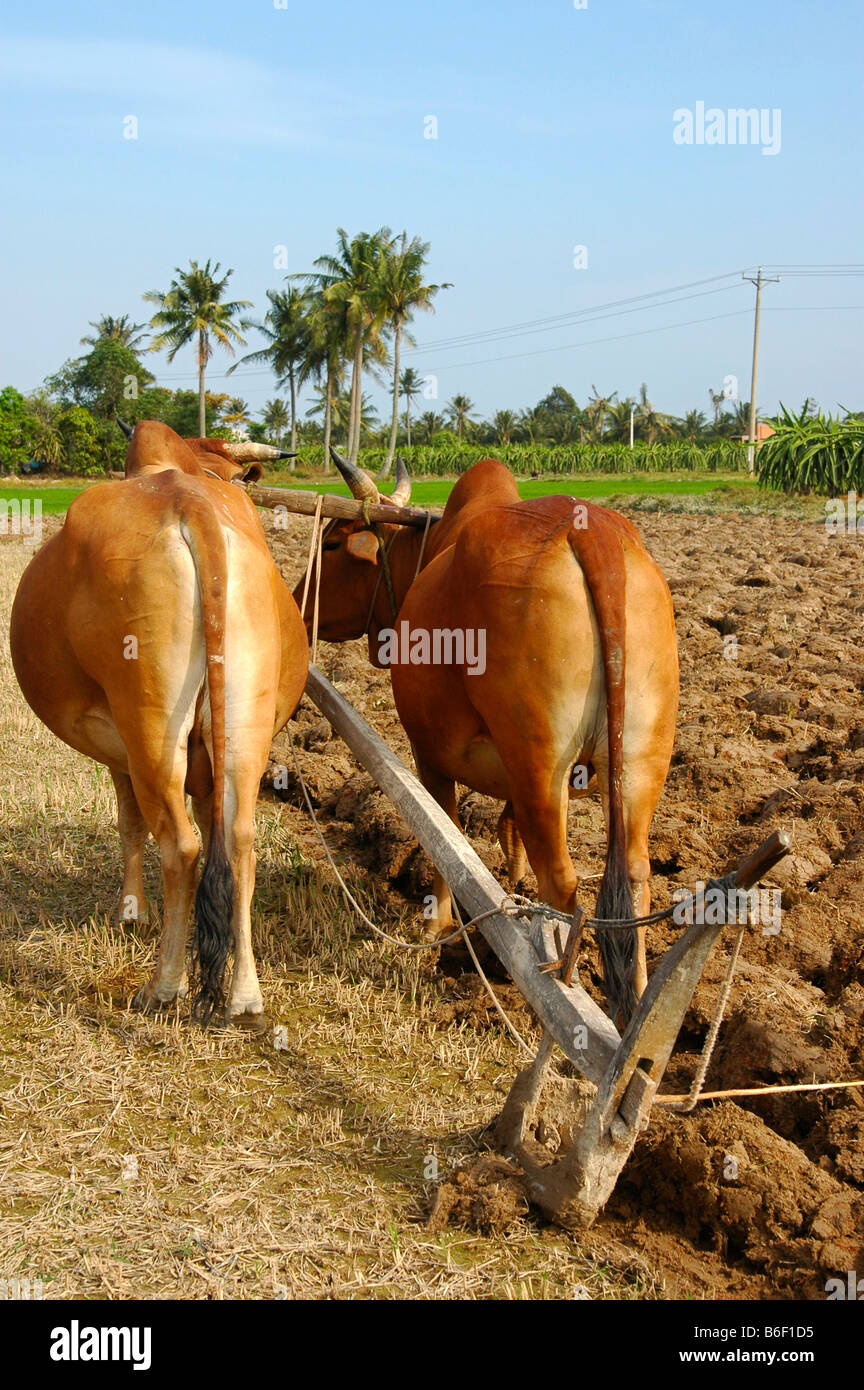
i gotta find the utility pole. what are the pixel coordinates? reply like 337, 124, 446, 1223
742, 266, 780, 473
629, 404, 635, 449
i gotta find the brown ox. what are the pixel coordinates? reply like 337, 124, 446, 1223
10, 420, 308, 1028
297, 453, 678, 1021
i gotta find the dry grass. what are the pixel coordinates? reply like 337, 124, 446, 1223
0, 541, 659, 1301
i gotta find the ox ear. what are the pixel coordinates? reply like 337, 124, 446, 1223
239, 463, 263, 484
345, 530, 380, 565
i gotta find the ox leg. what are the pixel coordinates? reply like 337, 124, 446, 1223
110, 770, 150, 925
592, 753, 665, 1003
129, 781, 200, 1011
510, 781, 579, 917
224, 780, 266, 1030
413, 755, 458, 941
191, 795, 212, 859
623, 768, 669, 1000
497, 801, 527, 886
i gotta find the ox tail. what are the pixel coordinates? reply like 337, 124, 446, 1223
569, 513, 636, 1024
179, 496, 235, 1026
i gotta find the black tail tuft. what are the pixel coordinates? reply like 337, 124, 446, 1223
191, 827, 234, 1026
595, 850, 637, 1025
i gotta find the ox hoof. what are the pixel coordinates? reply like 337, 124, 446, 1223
132, 979, 187, 1013
117, 895, 150, 927
421, 923, 450, 945
228, 1008, 269, 1037
118, 912, 150, 929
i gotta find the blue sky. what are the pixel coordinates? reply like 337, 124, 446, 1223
2, 0, 862, 426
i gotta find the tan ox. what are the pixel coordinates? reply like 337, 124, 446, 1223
10, 421, 308, 1028
298, 452, 678, 1022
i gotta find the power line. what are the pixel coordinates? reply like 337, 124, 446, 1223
147, 260, 864, 385
402, 283, 747, 355
150, 303, 864, 383
402, 271, 747, 352
154, 282, 745, 380
414, 308, 755, 373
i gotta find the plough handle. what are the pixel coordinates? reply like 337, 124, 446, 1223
731, 829, 792, 891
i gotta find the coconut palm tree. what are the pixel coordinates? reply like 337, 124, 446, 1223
261, 397, 289, 446
304, 228, 392, 463
307, 387, 378, 440
492, 409, 518, 444
80, 314, 149, 351
377, 233, 450, 473
680, 408, 708, 440
300, 289, 348, 472
445, 393, 477, 441
416, 410, 444, 442
720, 399, 752, 437
223, 397, 250, 432
228, 287, 310, 461
708, 386, 728, 428
585, 385, 617, 441
636, 382, 673, 445
603, 398, 637, 443
144, 260, 252, 437
399, 366, 424, 447
517, 404, 546, 443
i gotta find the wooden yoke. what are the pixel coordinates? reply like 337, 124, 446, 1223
248, 485, 441, 530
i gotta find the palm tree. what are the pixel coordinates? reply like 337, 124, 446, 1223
492, 409, 517, 444
144, 260, 252, 436
518, 404, 546, 443
300, 289, 348, 472
80, 314, 149, 352
708, 386, 727, 428
229, 287, 310, 459
377, 232, 450, 473
261, 397, 289, 446
416, 410, 444, 442
636, 382, 673, 445
680, 408, 708, 440
720, 399, 752, 437
399, 367, 423, 446
304, 228, 391, 463
223, 397, 250, 432
445, 393, 477, 441
585, 385, 617, 441
307, 387, 378, 440
604, 398, 637, 443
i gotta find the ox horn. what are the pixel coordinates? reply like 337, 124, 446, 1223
116, 417, 134, 440
220, 440, 296, 462
329, 445, 379, 501
389, 453, 412, 507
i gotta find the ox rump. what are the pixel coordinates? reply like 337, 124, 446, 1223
10, 421, 308, 1028
296, 449, 679, 1025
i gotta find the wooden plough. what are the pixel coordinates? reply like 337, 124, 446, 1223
305, 664, 791, 1229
